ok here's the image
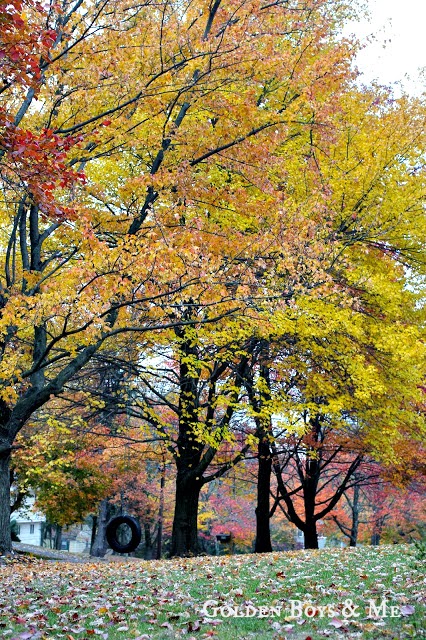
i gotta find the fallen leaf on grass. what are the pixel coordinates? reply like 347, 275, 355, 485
329, 618, 344, 628
188, 619, 201, 632
400, 605, 415, 616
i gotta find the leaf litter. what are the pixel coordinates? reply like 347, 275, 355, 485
0, 544, 424, 639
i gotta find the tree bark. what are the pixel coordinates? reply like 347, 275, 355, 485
91, 499, 110, 557
170, 474, 201, 556
54, 524, 62, 550
371, 532, 380, 546
303, 453, 319, 549
254, 435, 272, 553
349, 483, 360, 547
156, 464, 165, 559
90, 515, 97, 550
303, 522, 319, 549
0, 448, 11, 555
144, 522, 153, 560
9, 466, 27, 515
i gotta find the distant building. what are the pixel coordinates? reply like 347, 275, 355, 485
295, 528, 327, 549
11, 492, 92, 552
61, 523, 92, 553
11, 494, 44, 546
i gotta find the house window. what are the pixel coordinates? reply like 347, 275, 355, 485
30, 524, 35, 534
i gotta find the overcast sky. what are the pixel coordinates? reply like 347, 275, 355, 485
344, 0, 426, 94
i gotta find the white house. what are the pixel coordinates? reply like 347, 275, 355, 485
11, 494, 44, 546
11, 492, 92, 552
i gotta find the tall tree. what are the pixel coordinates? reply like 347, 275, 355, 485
330, 473, 364, 546
123, 326, 258, 556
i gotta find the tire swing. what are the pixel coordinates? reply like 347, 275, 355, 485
105, 515, 142, 553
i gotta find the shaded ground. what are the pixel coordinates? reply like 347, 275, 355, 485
10, 542, 88, 562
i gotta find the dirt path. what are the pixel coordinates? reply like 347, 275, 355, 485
12, 542, 89, 562
10, 542, 144, 563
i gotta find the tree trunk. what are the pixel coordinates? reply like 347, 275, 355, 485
303, 463, 318, 550
90, 515, 97, 550
91, 499, 110, 557
304, 521, 319, 549
0, 448, 12, 555
254, 436, 272, 553
54, 524, 62, 550
156, 464, 165, 559
9, 467, 27, 515
144, 522, 153, 560
170, 474, 201, 557
371, 532, 380, 546
349, 484, 360, 547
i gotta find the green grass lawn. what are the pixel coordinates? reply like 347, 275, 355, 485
0, 544, 424, 639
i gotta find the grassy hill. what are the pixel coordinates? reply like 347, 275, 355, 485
0, 544, 424, 639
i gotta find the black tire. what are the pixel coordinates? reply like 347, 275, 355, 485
105, 515, 142, 553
